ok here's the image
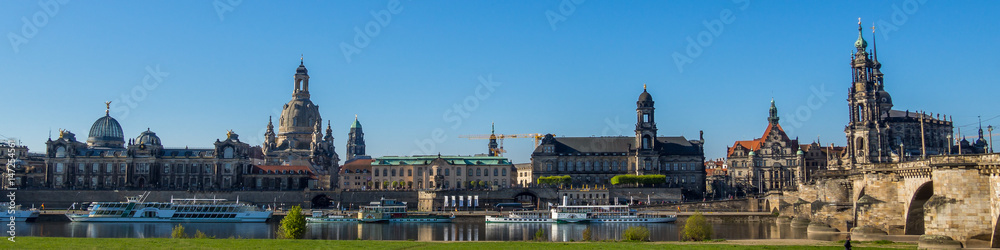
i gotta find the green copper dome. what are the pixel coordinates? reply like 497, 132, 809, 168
854, 25, 867, 49
351, 118, 362, 129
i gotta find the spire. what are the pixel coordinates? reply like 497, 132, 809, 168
300, 54, 304, 66
768, 99, 780, 125
350, 115, 362, 129
267, 116, 274, 130
979, 116, 985, 139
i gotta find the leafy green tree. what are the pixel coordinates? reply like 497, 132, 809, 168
193, 230, 211, 239
469, 181, 476, 189
277, 206, 307, 239
171, 224, 187, 239
582, 227, 593, 241
478, 180, 487, 188
622, 226, 650, 241
682, 212, 713, 241
534, 228, 546, 241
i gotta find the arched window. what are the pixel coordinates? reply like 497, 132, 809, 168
501, 168, 507, 176
224, 147, 234, 159
493, 168, 498, 176
55, 146, 66, 158
391, 169, 397, 176
476, 168, 481, 176
642, 136, 652, 149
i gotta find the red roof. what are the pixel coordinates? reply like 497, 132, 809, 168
728, 123, 797, 157
340, 159, 373, 174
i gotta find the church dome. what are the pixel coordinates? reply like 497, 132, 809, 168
296, 61, 308, 75
638, 89, 653, 103
136, 129, 161, 146
87, 114, 125, 148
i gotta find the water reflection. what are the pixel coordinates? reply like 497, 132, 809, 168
14, 220, 846, 241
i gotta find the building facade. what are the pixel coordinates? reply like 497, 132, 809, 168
345, 116, 367, 162
261, 60, 340, 188
529, 87, 707, 199
370, 155, 514, 190
843, 22, 953, 166
339, 158, 373, 190
41, 106, 253, 190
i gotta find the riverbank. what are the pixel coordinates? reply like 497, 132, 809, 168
4, 237, 917, 249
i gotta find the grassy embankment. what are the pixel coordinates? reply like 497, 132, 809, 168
1, 237, 917, 249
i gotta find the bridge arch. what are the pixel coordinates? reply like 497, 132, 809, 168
513, 191, 539, 209
992, 213, 1000, 248
904, 181, 933, 235
311, 194, 332, 208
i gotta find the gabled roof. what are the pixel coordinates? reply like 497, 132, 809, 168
728, 122, 797, 157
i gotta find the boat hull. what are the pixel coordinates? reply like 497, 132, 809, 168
485, 216, 555, 223
0, 211, 39, 222
306, 217, 357, 223
66, 214, 271, 223
588, 217, 676, 223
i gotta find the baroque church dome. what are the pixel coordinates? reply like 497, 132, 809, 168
136, 129, 161, 146
87, 106, 125, 148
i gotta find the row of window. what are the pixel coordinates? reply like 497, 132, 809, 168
373, 167, 508, 177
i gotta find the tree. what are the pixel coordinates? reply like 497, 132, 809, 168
610, 175, 665, 186
469, 181, 477, 189
171, 224, 187, 239
391, 181, 399, 189
582, 226, 593, 241
682, 212, 713, 241
622, 226, 650, 242
277, 205, 306, 239
478, 180, 487, 188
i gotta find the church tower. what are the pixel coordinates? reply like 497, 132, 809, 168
346, 115, 366, 161
488, 123, 499, 156
635, 85, 657, 174
845, 19, 893, 165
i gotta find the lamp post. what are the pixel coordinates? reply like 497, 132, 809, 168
946, 134, 952, 155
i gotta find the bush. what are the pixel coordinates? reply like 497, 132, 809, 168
682, 212, 713, 241
582, 227, 593, 241
478, 180, 487, 188
277, 205, 306, 239
536, 175, 572, 186
533, 228, 546, 241
171, 224, 187, 239
622, 226, 650, 242
193, 230, 210, 239
610, 175, 665, 186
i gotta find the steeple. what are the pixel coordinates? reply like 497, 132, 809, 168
767, 99, 780, 125
854, 18, 867, 50
346, 115, 366, 161
293, 57, 310, 99
488, 122, 499, 156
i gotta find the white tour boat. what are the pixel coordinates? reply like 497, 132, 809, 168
306, 210, 357, 223
0, 202, 39, 222
550, 196, 676, 223
485, 210, 556, 223
357, 198, 453, 223
66, 193, 271, 223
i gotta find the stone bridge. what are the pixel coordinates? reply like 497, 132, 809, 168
769, 154, 1000, 248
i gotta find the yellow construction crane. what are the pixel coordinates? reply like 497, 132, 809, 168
458, 124, 552, 157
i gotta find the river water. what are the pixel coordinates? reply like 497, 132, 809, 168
11, 220, 847, 241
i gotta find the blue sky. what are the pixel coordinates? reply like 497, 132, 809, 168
2, 0, 998, 164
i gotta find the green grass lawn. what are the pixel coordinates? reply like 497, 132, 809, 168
0, 237, 915, 249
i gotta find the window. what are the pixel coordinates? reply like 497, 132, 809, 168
92, 163, 99, 173
408, 169, 413, 176
120, 164, 127, 174
224, 163, 232, 174
493, 168, 498, 176
383, 169, 388, 177
391, 169, 396, 177
164, 165, 171, 174
205, 165, 212, 174
476, 168, 481, 176
444, 169, 450, 176
55, 163, 64, 173
558, 161, 565, 171
502, 168, 507, 176
612, 161, 618, 171
375, 169, 380, 176
55, 146, 66, 157
547, 163, 552, 171
455, 168, 460, 176
485, 168, 490, 177
223, 147, 234, 159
